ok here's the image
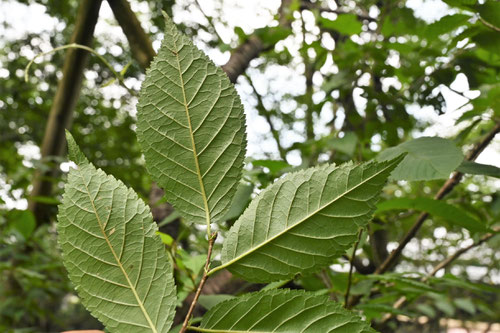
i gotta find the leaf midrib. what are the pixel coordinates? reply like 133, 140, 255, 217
77, 168, 158, 333
210, 161, 395, 276
172, 36, 211, 231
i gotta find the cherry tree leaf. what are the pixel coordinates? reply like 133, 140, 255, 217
57, 132, 176, 333
136, 14, 246, 226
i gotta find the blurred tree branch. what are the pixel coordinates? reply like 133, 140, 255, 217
347, 120, 500, 308
28, 0, 103, 224
244, 73, 287, 160
380, 225, 500, 324
107, 0, 156, 70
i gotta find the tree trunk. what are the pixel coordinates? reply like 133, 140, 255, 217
29, 0, 103, 224
107, 0, 156, 70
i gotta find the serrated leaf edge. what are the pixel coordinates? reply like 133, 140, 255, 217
71, 165, 160, 333
170, 34, 212, 230
209, 157, 403, 276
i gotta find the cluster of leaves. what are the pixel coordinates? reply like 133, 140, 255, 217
57, 12, 500, 332
2, 0, 500, 331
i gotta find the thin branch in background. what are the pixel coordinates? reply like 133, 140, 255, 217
244, 73, 287, 161
447, 86, 471, 101
381, 226, 500, 323
180, 232, 218, 333
347, 120, 500, 308
319, 269, 338, 301
478, 16, 500, 33
374, 120, 500, 276
28, 0, 103, 224
194, 0, 225, 44
25, 43, 135, 95
299, 10, 315, 145
300, 2, 376, 22
344, 229, 363, 308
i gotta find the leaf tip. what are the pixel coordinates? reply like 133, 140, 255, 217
65, 131, 89, 166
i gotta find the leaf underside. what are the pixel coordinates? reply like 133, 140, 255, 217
199, 289, 376, 333
376, 197, 488, 233
219, 157, 403, 283
137, 14, 246, 226
377, 137, 464, 181
57, 133, 176, 333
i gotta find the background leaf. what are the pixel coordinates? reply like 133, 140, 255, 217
215, 157, 403, 282
377, 137, 464, 181
57, 133, 176, 333
376, 197, 488, 232
136, 14, 246, 226
319, 14, 363, 35
456, 160, 500, 178
199, 289, 376, 332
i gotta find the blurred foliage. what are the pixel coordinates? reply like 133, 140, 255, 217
0, 0, 499, 331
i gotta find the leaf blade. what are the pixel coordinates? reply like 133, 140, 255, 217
456, 160, 500, 178
58, 133, 176, 333
136, 14, 246, 226
376, 197, 488, 232
198, 289, 376, 333
377, 137, 464, 181
214, 157, 403, 282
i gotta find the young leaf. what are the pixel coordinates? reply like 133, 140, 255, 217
57, 132, 176, 333
376, 197, 488, 233
136, 14, 246, 227
197, 289, 376, 333
211, 157, 404, 282
377, 137, 464, 181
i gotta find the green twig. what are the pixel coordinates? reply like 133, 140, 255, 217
180, 232, 218, 333
24, 43, 135, 95
344, 229, 363, 308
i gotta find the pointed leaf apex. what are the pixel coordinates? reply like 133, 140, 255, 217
161, 10, 170, 21
65, 130, 89, 165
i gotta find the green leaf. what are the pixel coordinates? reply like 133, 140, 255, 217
198, 294, 235, 310
212, 156, 404, 283
377, 137, 464, 181
221, 182, 254, 221
157, 231, 174, 246
320, 14, 363, 35
364, 274, 435, 293
415, 304, 436, 318
252, 159, 292, 174
198, 289, 376, 332
454, 298, 476, 314
6, 209, 36, 240
254, 26, 292, 46
376, 197, 488, 232
136, 14, 247, 227
58, 132, 176, 333
456, 160, 500, 178
476, 1, 500, 28
473, 30, 500, 54
424, 14, 470, 40
328, 132, 358, 155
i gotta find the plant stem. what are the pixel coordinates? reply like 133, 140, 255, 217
180, 232, 218, 333
478, 16, 500, 32
344, 229, 363, 307
381, 226, 500, 323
